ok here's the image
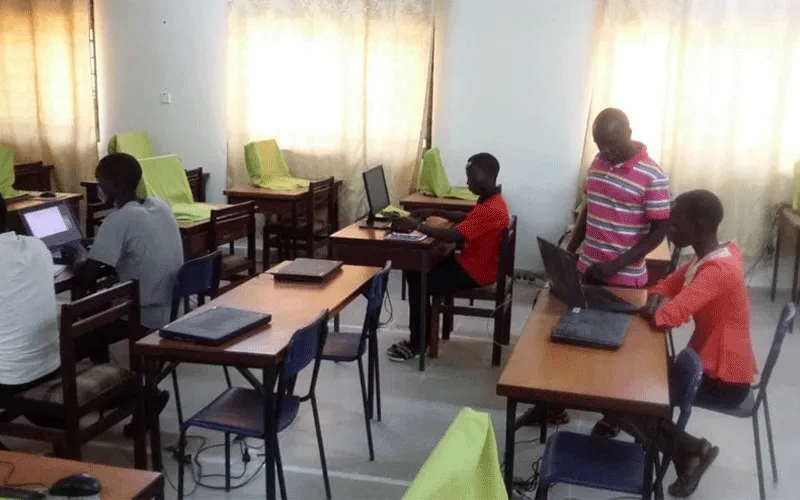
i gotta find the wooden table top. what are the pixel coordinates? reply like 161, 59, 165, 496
648, 238, 671, 264
6, 192, 83, 212
399, 192, 477, 209
330, 217, 451, 248
0, 450, 162, 499
175, 204, 231, 230
224, 180, 343, 201
134, 264, 380, 367
497, 288, 670, 417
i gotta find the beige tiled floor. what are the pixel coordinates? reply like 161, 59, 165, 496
14, 272, 800, 499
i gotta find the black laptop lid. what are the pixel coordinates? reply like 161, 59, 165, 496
537, 237, 588, 309
271, 258, 343, 280
159, 306, 271, 345
551, 309, 632, 349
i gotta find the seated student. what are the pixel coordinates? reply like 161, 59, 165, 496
0, 194, 61, 407
64, 153, 183, 430
386, 153, 509, 362
638, 189, 756, 497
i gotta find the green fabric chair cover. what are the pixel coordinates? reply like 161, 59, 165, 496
419, 148, 478, 201
244, 139, 310, 190
137, 155, 213, 222
0, 145, 24, 200
107, 132, 156, 159
403, 408, 506, 500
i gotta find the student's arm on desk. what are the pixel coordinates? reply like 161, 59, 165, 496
566, 206, 587, 253
650, 265, 725, 329
411, 209, 466, 224
417, 221, 464, 244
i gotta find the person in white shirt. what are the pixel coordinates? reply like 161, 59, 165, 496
0, 194, 61, 407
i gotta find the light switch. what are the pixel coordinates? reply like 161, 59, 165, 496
160, 92, 172, 104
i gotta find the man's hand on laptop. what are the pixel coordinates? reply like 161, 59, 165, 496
61, 241, 87, 267
586, 260, 620, 280
392, 216, 420, 233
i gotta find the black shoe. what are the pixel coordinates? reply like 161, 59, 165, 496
124, 390, 169, 438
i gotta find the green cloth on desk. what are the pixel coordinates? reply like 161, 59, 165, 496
244, 139, 310, 190
137, 155, 213, 222
380, 205, 410, 218
419, 148, 479, 201
403, 407, 506, 500
107, 131, 155, 159
0, 145, 25, 200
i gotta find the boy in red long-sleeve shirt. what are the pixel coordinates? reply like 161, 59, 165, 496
642, 189, 756, 497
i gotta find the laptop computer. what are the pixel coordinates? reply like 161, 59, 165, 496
159, 306, 272, 346
550, 308, 632, 350
536, 237, 641, 314
18, 200, 84, 264
270, 258, 343, 282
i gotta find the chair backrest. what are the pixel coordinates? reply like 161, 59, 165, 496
280, 311, 329, 401
185, 167, 206, 202
358, 262, 393, 353
304, 176, 336, 226
170, 251, 222, 321
137, 154, 194, 204
209, 202, 256, 250
13, 162, 53, 191
107, 131, 155, 159
755, 302, 795, 408
419, 147, 451, 197
672, 348, 705, 433
495, 216, 517, 302
59, 281, 141, 409
244, 139, 292, 186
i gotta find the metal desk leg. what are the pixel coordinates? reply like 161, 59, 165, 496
643, 418, 662, 500
145, 359, 163, 472
367, 333, 375, 420
418, 252, 428, 372
793, 231, 800, 304
263, 366, 279, 500
771, 219, 782, 301
504, 398, 517, 497
333, 314, 340, 333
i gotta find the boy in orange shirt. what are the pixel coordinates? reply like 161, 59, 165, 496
642, 189, 756, 497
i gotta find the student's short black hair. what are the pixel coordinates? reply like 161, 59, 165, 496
96, 153, 142, 191
0, 194, 6, 232
675, 189, 724, 231
467, 152, 500, 179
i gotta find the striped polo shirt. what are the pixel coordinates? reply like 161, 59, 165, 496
576, 144, 671, 287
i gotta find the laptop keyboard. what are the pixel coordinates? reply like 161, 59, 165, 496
584, 287, 640, 313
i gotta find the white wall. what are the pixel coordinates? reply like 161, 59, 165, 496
95, 0, 228, 202
433, 0, 598, 270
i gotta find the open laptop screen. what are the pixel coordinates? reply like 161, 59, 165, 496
19, 201, 83, 250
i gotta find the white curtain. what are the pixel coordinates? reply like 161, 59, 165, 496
582, 0, 800, 254
0, 0, 97, 191
227, 0, 434, 221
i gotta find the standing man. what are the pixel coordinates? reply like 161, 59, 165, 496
569, 107, 671, 287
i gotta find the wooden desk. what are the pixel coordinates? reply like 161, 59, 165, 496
771, 205, 800, 302
497, 288, 669, 497
134, 264, 379, 500
6, 193, 83, 234
224, 180, 343, 225
177, 207, 230, 259
398, 192, 476, 213
330, 220, 452, 372
0, 450, 163, 499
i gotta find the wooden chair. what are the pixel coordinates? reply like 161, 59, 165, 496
430, 216, 517, 366
264, 177, 337, 269
0, 281, 147, 468
13, 162, 54, 191
185, 167, 207, 203
83, 182, 114, 238
209, 202, 257, 293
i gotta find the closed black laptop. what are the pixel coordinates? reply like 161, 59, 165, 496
551, 308, 632, 350
270, 258, 343, 282
159, 306, 272, 346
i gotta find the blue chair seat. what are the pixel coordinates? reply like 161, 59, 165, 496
321, 331, 363, 362
694, 388, 755, 418
185, 387, 300, 438
538, 431, 646, 495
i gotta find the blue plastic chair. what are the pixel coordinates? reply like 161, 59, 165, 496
321, 261, 391, 461
694, 302, 795, 500
176, 310, 331, 500
156, 251, 225, 429
535, 348, 704, 500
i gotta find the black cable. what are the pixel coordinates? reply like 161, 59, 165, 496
378, 287, 393, 327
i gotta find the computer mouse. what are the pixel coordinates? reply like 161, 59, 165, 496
48, 473, 102, 497
40, 191, 57, 198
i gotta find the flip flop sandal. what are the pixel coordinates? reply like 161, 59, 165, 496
668, 443, 720, 498
515, 407, 571, 428
590, 418, 620, 438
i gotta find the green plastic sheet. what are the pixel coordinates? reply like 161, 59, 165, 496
107, 131, 156, 159
403, 407, 506, 500
244, 139, 310, 190
419, 148, 478, 201
137, 155, 213, 222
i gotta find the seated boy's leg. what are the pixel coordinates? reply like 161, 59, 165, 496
388, 256, 477, 362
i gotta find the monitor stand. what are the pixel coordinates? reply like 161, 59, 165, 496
358, 213, 392, 230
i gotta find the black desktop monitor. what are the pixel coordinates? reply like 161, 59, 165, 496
362, 165, 391, 223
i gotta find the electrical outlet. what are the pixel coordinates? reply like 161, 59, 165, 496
160, 92, 172, 104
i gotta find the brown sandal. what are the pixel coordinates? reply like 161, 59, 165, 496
668, 440, 719, 498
